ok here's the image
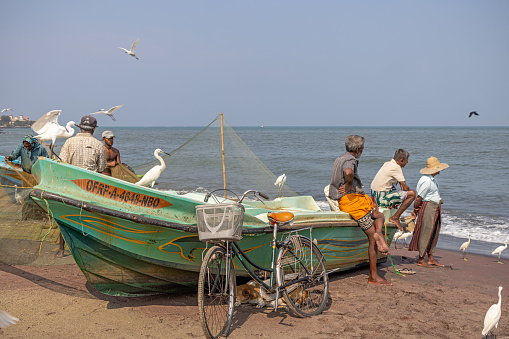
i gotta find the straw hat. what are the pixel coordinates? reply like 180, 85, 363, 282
420, 156, 449, 174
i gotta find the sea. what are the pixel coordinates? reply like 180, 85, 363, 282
1, 125, 508, 259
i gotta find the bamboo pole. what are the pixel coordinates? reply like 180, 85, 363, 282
220, 113, 226, 199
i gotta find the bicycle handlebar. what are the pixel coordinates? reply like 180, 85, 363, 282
203, 189, 269, 203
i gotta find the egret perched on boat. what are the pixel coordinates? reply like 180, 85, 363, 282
460, 233, 471, 261
14, 185, 23, 205
118, 39, 140, 60
492, 241, 508, 264
91, 104, 123, 121
0, 309, 19, 328
482, 286, 503, 338
135, 149, 170, 188
392, 229, 403, 249
1, 108, 13, 113
398, 231, 413, 248
274, 173, 286, 197
31, 110, 76, 156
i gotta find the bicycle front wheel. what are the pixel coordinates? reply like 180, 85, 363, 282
276, 235, 329, 317
198, 245, 236, 339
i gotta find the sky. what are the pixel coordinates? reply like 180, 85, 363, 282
1, 1, 508, 127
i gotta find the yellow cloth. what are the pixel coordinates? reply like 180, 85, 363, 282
338, 193, 373, 220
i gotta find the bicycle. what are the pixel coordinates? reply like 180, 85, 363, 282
196, 189, 329, 339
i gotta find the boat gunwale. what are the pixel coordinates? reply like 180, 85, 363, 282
30, 189, 379, 235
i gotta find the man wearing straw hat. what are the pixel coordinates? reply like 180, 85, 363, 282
408, 156, 449, 267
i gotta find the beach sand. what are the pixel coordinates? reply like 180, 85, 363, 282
1, 247, 508, 338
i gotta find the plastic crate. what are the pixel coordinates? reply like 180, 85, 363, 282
195, 203, 245, 242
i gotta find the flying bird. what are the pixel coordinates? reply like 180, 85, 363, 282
492, 241, 508, 264
0, 310, 19, 328
469, 111, 479, 118
118, 39, 140, 60
1, 108, 13, 113
460, 233, 471, 261
91, 104, 123, 121
482, 286, 503, 338
135, 149, 170, 188
274, 173, 286, 197
31, 110, 76, 156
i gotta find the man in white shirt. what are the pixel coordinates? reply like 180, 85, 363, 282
371, 149, 416, 231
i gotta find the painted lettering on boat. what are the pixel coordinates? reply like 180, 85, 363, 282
72, 179, 172, 209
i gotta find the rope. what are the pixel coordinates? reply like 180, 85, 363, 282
387, 254, 404, 276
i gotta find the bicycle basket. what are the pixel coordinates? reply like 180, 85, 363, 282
195, 203, 245, 242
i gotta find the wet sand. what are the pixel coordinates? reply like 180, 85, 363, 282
0, 247, 508, 338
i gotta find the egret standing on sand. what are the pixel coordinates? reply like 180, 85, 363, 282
492, 241, 508, 264
91, 104, 123, 121
398, 231, 413, 248
0, 310, 18, 328
31, 110, 76, 156
274, 173, 286, 197
392, 229, 403, 249
135, 149, 170, 188
482, 286, 503, 338
118, 39, 140, 60
460, 233, 471, 261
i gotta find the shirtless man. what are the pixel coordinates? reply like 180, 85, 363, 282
102, 130, 120, 175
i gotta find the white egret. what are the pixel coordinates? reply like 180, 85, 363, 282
274, 173, 286, 197
118, 39, 140, 60
492, 241, 508, 264
398, 231, 413, 248
135, 149, 170, 188
91, 104, 123, 121
0, 310, 19, 328
460, 233, 471, 261
1, 108, 13, 113
392, 229, 403, 249
14, 185, 23, 205
482, 286, 502, 337
31, 110, 76, 156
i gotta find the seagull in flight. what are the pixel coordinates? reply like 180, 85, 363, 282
469, 111, 479, 118
1, 108, 13, 113
118, 39, 140, 60
91, 104, 123, 121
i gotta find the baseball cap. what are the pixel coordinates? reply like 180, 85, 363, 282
78, 115, 98, 130
102, 130, 115, 139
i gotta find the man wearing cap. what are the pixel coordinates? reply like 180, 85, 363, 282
59, 116, 108, 174
408, 156, 449, 267
102, 130, 120, 175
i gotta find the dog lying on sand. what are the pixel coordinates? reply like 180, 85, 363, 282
235, 279, 308, 309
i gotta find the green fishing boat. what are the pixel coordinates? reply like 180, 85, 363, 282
20, 115, 401, 296
29, 156, 399, 296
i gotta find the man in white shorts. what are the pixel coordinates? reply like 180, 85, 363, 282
371, 149, 416, 231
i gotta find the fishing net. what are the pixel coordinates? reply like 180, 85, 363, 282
132, 114, 297, 199
0, 162, 64, 266
0, 115, 296, 266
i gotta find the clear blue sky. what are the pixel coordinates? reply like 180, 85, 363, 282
1, 1, 508, 127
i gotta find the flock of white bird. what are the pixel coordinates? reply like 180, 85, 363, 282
459, 234, 508, 264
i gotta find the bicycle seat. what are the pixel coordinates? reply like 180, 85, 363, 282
267, 212, 294, 226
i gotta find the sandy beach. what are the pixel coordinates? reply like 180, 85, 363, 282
1, 246, 508, 338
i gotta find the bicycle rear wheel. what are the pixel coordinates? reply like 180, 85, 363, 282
276, 235, 329, 317
198, 245, 236, 339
